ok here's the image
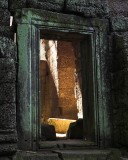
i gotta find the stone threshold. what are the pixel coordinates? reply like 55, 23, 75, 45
39, 139, 96, 149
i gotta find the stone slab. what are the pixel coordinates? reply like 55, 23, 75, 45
0, 84, 15, 103
27, 0, 64, 12
0, 37, 17, 60
53, 149, 111, 160
0, 0, 8, 9
0, 59, 16, 83
65, 0, 108, 17
0, 103, 16, 129
0, 9, 10, 26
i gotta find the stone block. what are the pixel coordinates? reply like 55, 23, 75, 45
0, 9, 10, 26
0, 27, 14, 40
0, 0, 8, 9
0, 37, 17, 60
111, 17, 128, 32
108, 0, 128, 17
0, 103, 16, 129
0, 143, 17, 155
9, 0, 26, 11
0, 59, 16, 83
65, 0, 108, 17
0, 133, 17, 143
111, 69, 128, 91
27, 0, 64, 12
0, 84, 15, 103
67, 119, 83, 139
112, 33, 128, 72
48, 118, 76, 134
41, 124, 56, 141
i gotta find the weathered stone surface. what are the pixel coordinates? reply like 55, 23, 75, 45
41, 124, 56, 141
112, 69, 128, 91
0, 132, 17, 143
111, 18, 128, 32
0, 27, 14, 40
27, 0, 64, 12
111, 33, 128, 72
0, 143, 17, 155
0, 59, 16, 83
14, 151, 60, 160
0, 103, 16, 129
0, 84, 15, 103
0, 157, 10, 160
0, 0, 8, 9
108, 0, 128, 17
54, 149, 111, 160
0, 37, 17, 60
9, 0, 26, 11
65, 0, 108, 17
0, 9, 10, 26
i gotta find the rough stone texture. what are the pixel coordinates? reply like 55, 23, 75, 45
9, 0, 26, 11
0, 59, 16, 83
108, 0, 128, 17
0, 143, 17, 155
0, 27, 14, 40
0, 9, 10, 26
110, 29, 128, 147
0, 132, 17, 143
27, 0, 64, 12
0, 103, 16, 129
111, 33, 128, 72
0, 37, 17, 60
13, 151, 60, 160
0, 84, 15, 103
111, 18, 128, 32
54, 149, 112, 160
0, 0, 8, 9
65, 0, 108, 17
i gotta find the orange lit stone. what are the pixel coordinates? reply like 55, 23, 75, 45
48, 118, 76, 134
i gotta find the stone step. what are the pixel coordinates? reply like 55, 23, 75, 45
13, 149, 122, 160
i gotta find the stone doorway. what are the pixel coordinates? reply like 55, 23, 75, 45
17, 9, 110, 150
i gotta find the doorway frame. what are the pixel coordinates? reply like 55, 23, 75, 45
17, 8, 111, 150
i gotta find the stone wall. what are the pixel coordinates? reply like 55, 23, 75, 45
0, 0, 17, 158
110, 18, 128, 147
0, 0, 128, 158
